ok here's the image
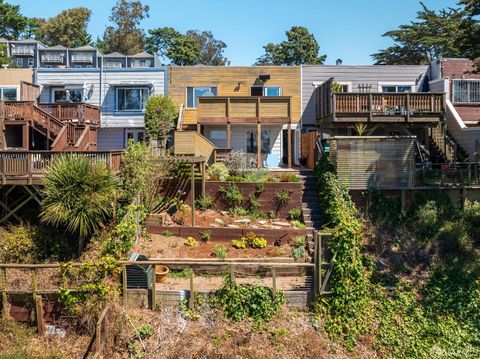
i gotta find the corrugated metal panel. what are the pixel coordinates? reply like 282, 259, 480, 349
329, 136, 415, 189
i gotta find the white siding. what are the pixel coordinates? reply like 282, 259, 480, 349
301, 65, 429, 127
446, 101, 480, 159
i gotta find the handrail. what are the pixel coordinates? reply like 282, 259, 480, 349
176, 103, 184, 130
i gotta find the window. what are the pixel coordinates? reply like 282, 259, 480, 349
0, 88, 18, 101
16, 58, 23, 67
208, 129, 228, 147
131, 59, 151, 68
125, 129, 145, 146
53, 89, 83, 103
116, 87, 150, 111
453, 80, 480, 103
105, 61, 122, 68
27, 58, 34, 67
246, 130, 270, 154
186, 86, 217, 108
381, 85, 412, 93
250, 86, 281, 96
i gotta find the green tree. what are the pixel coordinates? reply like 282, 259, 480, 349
102, 0, 149, 55
372, 3, 466, 64
146, 27, 228, 65
144, 95, 177, 150
0, 0, 38, 40
186, 30, 229, 65
121, 140, 152, 202
35, 8, 92, 47
255, 26, 326, 65
40, 155, 117, 252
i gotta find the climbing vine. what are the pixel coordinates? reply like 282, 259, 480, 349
314, 157, 371, 348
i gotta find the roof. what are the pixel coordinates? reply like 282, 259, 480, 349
102, 52, 125, 58
73, 45, 97, 51
44, 45, 68, 50
129, 52, 154, 58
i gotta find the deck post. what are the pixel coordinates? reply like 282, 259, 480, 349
201, 162, 206, 197
227, 122, 231, 149
22, 122, 29, 150
287, 121, 292, 168
272, 267, 277, 296
1, 268, 8, 319
257, 122, 262, 168
122, 265, 127, 307
191, 164, 195, 227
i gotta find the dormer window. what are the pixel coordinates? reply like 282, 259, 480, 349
131, 59, 151, 68
41, 52, 64, 63
453, 79, 480, 103
11, 45, 34, 55
72, 52, 93, 63
105, 60, 122, 68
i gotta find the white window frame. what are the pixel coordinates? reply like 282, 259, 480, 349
0, 86, 19, 101
378, 82, 416, 93
115, 87, 150, 112
185, 86, 218, 109
27, 58, 34, 67
105, 60, 122, 68
452, 79, 480, 104
16, 58, 23, 67
131, 59, 151, 68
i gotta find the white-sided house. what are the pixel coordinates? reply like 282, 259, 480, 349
35, 66, 167, 150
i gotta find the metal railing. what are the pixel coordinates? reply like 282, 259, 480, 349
415, 161, 480, 187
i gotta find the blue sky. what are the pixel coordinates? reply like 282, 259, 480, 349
12, 0, 459, 65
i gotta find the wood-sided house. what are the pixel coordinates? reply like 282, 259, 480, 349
169, 66, 301, 168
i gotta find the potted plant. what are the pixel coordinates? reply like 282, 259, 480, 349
155, 265, 169, 283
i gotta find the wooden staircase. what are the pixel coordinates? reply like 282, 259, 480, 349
0, 101, 99, 151
429, 125, 469, 163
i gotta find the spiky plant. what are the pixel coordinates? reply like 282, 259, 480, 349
40, 155, 117, 252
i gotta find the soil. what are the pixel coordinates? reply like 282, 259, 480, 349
170, 208, 298, 229
137, 234, 301, 260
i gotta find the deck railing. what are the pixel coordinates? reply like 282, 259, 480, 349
0, 151, 123, 181
213, 148, 232, 163
198, 96, 291, 124
39, 103, 100, 125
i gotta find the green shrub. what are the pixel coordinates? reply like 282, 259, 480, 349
219, 183, 244, 212
212, 244, 228, 259
162, 230, 173, 237
248, 193, 261, 215
291, 246, 305, 261
365, 187, 402, 226
251, 237, 267, 249
137, 324, 153, 340
208, 163, 230, 181
279, 173, 299, 182
293, 220, 305, 229
231, 239, 247, 249
184, 236, 197, 247
290, 235, 306, 248
199, 229, 211, 242
196, 195, 214, 211
243, 169, 270, 182
218, 274, 284, 322
264, 175, 279, 183
275, 189, 292, 206
224, 175, 244, 182
413, 201, 441, 243
287, 207, 303, 221
224, 151, 256, 176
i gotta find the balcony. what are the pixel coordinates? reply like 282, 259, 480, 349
197, 96, 291, 124
11, 47, 34, 56
41, 54, 64, 63
71, 54, 93, 63
39, 103, 100, 126
316, 78, 445, 124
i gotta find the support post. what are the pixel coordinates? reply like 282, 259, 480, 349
122, 264, 127, 307
1, 268, 8, 319
401, 189, 406, 215
201, 162, 206, 197
22, 122, 29, 150
287, 121, 292, 168
272, 267, 277, 296
227, 122, 231, 149
257, 122, 262, 168
191, 164, 195, 227
151, 276, 157, 311
189, 269, 195, 310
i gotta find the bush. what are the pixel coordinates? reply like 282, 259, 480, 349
224, 151, 256, 176
212, 244, 228, 259
242, 169, 270, 182
208, 163, 229, 181
219, 183, 244, 213
196, 195, 214, 211
287, 207, 303, 221
233, 231, 267, 249
291, 246, 305, 261
413, 201, 441, 243
251, 237, 267, 249
293, 220, 305, 229
279, 173, 299, 183
199, 229, 211, 242
184, 236, 197, 247
290, 235, 306, 261
275, 190, 292, 206
144, 95, 177, 149
231, 239, 247, 249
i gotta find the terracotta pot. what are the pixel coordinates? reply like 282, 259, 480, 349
155, 265, 169, 283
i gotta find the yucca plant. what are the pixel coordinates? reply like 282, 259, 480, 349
40, 155, 117, 253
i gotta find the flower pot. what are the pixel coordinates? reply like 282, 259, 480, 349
155, 265, 169, 283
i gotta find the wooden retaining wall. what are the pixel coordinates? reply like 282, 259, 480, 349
186, 181, 303, 218
147, 225, 308, 244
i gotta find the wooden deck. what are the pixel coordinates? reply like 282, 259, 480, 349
0, 151, 122, 185
316, 78, 445, 124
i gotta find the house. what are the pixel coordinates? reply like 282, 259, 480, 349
169, 66, 301, 168
428, 58, 480, 159
301, 65, 453, 163
35, 53, 166, 150
6, 39, 45, 68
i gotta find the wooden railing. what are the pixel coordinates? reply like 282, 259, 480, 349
213, 148, 232, 162
198, 96, 291, 123
319, 92, 444, 122
0, 101, 33, 119
174, 130, 216, 161
0, 151, 123, 182
39, 103, 100, 125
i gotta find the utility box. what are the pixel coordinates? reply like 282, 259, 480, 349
126, 253, 154, 289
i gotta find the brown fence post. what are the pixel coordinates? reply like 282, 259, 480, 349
189, 269, 195, 310
122, 265, 127, 307
31, 268, 45, 335
1, 268, 8, 319
271, 267, 277, 296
